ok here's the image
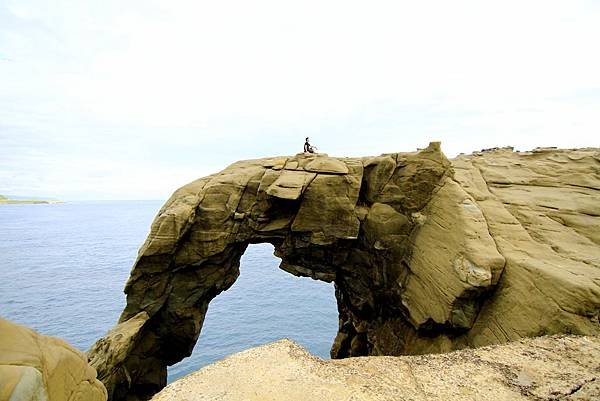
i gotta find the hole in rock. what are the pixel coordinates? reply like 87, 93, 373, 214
167, 243, 339, 382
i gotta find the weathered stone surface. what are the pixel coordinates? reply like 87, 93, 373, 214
450, 148, 600, 349
291, 171, 362, 242
89, 144, 600, 401
303, 157, 349, 174
402, 177, 505, 330
0, 318, 107, 401
87, 313, 149, 401
266, 170, 315, 200
150, 336, 600, 401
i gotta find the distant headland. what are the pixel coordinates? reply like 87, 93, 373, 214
0, 194, 63, 204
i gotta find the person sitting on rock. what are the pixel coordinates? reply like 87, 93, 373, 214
304, 137, 316, 153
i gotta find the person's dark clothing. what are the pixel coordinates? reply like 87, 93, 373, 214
304, 140, 314, 153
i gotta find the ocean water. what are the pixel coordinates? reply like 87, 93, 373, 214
0, 201, 338, 381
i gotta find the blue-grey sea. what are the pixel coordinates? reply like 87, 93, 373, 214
0, 201, 338, 381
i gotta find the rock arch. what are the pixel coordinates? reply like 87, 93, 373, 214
88, 144, 600, 401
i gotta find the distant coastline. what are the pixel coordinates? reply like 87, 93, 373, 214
0, 195, 63, 205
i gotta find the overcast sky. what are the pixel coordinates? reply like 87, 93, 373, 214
1, 0, 599, 200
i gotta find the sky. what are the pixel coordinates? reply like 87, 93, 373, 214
1, 0, 599, 200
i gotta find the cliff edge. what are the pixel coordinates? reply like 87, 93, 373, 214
89, 144, 600, 401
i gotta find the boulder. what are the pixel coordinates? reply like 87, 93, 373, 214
0, 318, 107, 401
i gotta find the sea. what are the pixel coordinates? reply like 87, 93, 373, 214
0, 201, 338, 381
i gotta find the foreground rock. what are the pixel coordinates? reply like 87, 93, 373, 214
152, 336, 600, 401
0, 318, 107, 401
89, 144, 600, 401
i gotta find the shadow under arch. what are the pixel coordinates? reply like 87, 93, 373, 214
166, 243, 338, 382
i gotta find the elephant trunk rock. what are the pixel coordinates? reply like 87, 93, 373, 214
88, 143, 600, 401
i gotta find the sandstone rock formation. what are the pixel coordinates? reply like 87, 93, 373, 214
89, 144, 600, 401
150, 335, 600, 401
0, 318, 107, 401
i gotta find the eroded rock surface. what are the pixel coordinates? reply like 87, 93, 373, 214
0, 318, 107, 401
150, 335, 600, 401
89, 144, 600, 401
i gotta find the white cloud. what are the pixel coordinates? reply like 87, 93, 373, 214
1, 0, 599, 199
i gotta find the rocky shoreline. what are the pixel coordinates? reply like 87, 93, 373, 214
1, 144, 598, 401
2, 317, 599, 401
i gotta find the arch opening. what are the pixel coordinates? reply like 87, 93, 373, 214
166, 243, 338, 382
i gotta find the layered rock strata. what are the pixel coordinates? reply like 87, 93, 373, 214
89, 144, 600, 401
0, 318, 107, 401
151, 335, 600, 401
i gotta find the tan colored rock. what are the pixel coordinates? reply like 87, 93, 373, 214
451, 148, 600, 347
87, 312, 149, 401
303, 157, 349, 174
363, 202, 410, 249
0, 318, 107, 401
363, 155, 396, 202
266, 170, 315, 200
89, 144, 600, 401
151, 336, 600, 401
403, 177, 505, 329
291, 173, 361, 242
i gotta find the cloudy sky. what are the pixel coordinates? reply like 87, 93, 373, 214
1, 0, 598, 200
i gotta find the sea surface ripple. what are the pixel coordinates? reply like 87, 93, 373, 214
0, 201, 338, 381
